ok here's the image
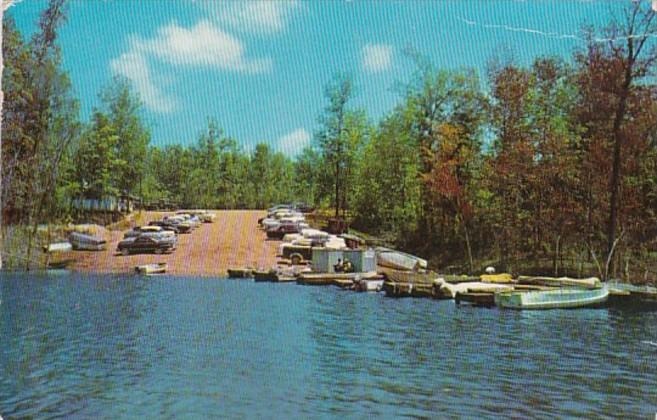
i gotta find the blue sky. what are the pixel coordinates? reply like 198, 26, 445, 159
9, 0, 621, 155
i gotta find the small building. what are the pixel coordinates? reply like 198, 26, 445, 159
312, 248, 344, 273
311, 248, 377, 273
343, 248, 377, 273
71, 194, 138, 213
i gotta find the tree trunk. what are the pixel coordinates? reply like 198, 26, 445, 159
553, 234, 561, 277
463, 219, 474, 274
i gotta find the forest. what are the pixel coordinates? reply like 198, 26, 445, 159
2, 0, 657, 279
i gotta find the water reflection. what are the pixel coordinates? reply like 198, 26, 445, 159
1, 274, 656, 418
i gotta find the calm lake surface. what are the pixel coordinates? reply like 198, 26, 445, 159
1, 272, 656, 419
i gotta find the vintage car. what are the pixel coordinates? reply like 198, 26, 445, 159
117, 234, 176, 255
149, 219, 191, 234
124, 225, 176, 238
266, 220, 303, 239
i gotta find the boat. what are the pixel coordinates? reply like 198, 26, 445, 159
382, 281, 434, 298
253, 269, 279, 282
494, 286, 609, 310
516, 276, 601, 289
69, 231, 107, 251
354, 277, 384, 292
227, 268, 253, 278
455, 291, 496, 307
433, 279, 514, 299
375, 247, 427, 271
378, 266, 438, 284
43, 242, 73, 253
135, 262, 167, 275
480, 273, 515, 284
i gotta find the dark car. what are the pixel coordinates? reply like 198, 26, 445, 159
266, 221, 301, 239
293, 202, 315, 213
117, 235, 175, 255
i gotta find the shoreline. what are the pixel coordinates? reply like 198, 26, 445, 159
52, 210, 279, 277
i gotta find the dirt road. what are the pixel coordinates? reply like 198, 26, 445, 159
63, 210, 279, 277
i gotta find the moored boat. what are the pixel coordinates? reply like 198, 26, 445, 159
43, 242, 73, 253
455, 291, 496, 307
253, 269, 279, 282
494, 286, 609, 310
69, 231, 107, 251
227, 268, 253, 278
135, 262, 168, 275
354, 278, 384, 292
516, 276, 601, 289
375, 247, 427, 271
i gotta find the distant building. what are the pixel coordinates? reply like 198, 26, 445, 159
71, 193, 137, 213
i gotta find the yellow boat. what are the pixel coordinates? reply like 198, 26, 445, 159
135, 262, 167, 275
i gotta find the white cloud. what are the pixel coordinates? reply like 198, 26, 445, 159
110, 51, 176, 113
361, 43, 393, 73
110, 19, 271, 113
205, 1, 300, 35
277, 128, 310, 155
136, 20, 271, 73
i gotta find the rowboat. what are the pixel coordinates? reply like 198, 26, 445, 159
516, 276, 601, 289
378, 266, 438, 284
43, 242, 73, 253
69, 231, 107, 251
135, 262, 167, 275
227, 268, 253, 278
455, 292, 496, 307
354, 278, 384, 292
375, 247, 427, 271
494, 286, 609, 310
253, 269, 279, 282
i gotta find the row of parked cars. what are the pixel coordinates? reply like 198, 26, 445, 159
116, 210, 215, 255
259, 203, 313, 239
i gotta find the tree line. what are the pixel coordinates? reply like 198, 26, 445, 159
2, 1, 656, 278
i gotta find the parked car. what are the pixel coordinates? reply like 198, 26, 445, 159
267, 204, 293, 214
124, 225, 173, 238
266, 220, 303, 239
117, 234, 175, 255
292, 202, 315, 213
149, 219, 191, 234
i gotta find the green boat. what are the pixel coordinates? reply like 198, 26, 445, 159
494, 286, 609, 310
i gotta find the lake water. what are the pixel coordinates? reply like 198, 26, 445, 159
1, 272, 656, 419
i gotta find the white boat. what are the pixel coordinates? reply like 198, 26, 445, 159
355, 278, 384, 292
516, 276, 601, 289
494, 286, 609, 310
135, 262, 168, 275
69, 231, 106, 251
376, 248, 427, 271
44, 242, 73, 253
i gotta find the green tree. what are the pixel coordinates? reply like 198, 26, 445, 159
100, 76, 151, 198
74, 111, 121, 199
316, 74, 354, 217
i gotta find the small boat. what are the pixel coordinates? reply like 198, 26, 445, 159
455, 291, 496, 307
253, 269, 279, 282
375, 247, 427, 271
135, 262, 167, 275
227, 268, 253, 278
516, 276, 601, 289
494, 286, 609, 310
382, 281, 435, 298
69, 231, 107, 251
354, 278, 384, 292
378, 267, 438, 284
43, 242, 73, 253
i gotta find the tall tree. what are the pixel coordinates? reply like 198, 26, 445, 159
100, 76, 150, 198
576, 1, 657, 275
316, 74, 354, 217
